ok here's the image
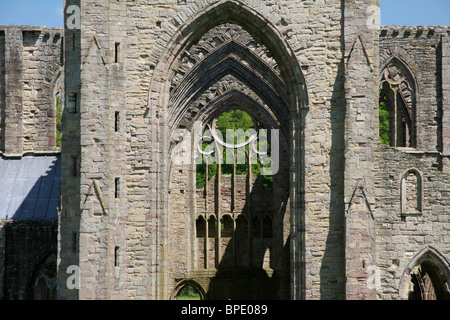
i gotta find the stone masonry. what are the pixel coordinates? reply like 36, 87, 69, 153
0, 0, 449, 300
56, 0, 450, 300
0, 26, 62, 300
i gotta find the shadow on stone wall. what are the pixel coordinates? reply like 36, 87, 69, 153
0, 156, 60, 299
205, 173, 290, 300
318, 56, 346, 299
2, 219, 57, 300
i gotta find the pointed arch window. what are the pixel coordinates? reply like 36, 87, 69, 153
380, 58, 417, 148
400, 247, 450, 300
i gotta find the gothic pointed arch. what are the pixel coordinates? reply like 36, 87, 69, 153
379, 55, 418, 148
399, 246, 450, 300
148, 0, 307, 300
147, 0, 308, 120
28, 253, 57, 300
170, 279, 207, 300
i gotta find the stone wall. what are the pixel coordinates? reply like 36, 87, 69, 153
0, 26, 63, 156
58, 0, 450, 300
374, 146, 450, 299
0, 26, 62, 300
59, 0, 374, 300
379, 26, 450, 154
375, 25, 450, 300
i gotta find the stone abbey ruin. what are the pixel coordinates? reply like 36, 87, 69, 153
0, 0, 449, 300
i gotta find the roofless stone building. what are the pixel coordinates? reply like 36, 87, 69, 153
0, 0, 449, 300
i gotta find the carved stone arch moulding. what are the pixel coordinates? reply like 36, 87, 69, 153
379, 55, 418, 148
170, 279, 207, 300
399, 246, 450, 300
150, 0, 307, 301
147, 0, 308, 120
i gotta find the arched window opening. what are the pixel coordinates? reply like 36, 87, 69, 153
408, 260, 450, 300
56, 92, 62, 148
221, 214, 234, 238
196, 215, 207, 269
196, 215, 206, 238
154, 0, 305, 300
175, 284, 203, 300
195, 108, 275, 188
380, 59, 416, 148
252, 216, 261, 238
208, 215, 217, 238
235, 215, 248, 238
32, 254, 57, 300
235, 215, 249, 268
263, 216, 273, 238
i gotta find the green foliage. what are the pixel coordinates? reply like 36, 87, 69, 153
379, 91, 390, 146
56, 94, 62, 148
195, 109, 273, 189
177, 286, 201, 300
215, 109, 254, 134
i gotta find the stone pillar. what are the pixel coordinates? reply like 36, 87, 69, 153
58, 0, 81, 301
4, 27, 23, 156
59, 0, 130, 300
343, 0, 379, 300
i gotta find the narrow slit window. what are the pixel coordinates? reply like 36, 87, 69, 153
60, 36, 64, 65
115, 177, 120, 199
115, 111, 120, 132
72, 157, 78, 177
114, 246, 119, 267
114, 42, 120, 63
72, 232, 77, 252
68, 92, 77, 113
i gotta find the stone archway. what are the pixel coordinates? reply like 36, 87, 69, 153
146, 0, 307, 300
399, 246, 450, 300
379, 56, 418, 148
171, 280, 206, 300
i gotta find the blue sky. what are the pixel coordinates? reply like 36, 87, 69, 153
0, 0, 449, 27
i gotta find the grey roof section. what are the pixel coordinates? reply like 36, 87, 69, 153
0, 155, 60, 220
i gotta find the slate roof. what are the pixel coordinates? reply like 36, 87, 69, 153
0, 155, 60, 220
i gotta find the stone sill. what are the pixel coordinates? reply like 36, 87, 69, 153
394, 147, 440, 155
400, 211, 422, 217
184, 268, 274, 279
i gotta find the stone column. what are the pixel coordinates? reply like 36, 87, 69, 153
343, 0, 379, 300
58, 0, 81, 301
4, 27, 23, 156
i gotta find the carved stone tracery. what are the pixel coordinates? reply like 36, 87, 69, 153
380, 58, 417, 147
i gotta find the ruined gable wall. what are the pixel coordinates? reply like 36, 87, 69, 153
379, 26, 450, 153
375, 26, 450, 299
0, 26, 63, 156
63, 0, 350, 300
126, 0, 347, 300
